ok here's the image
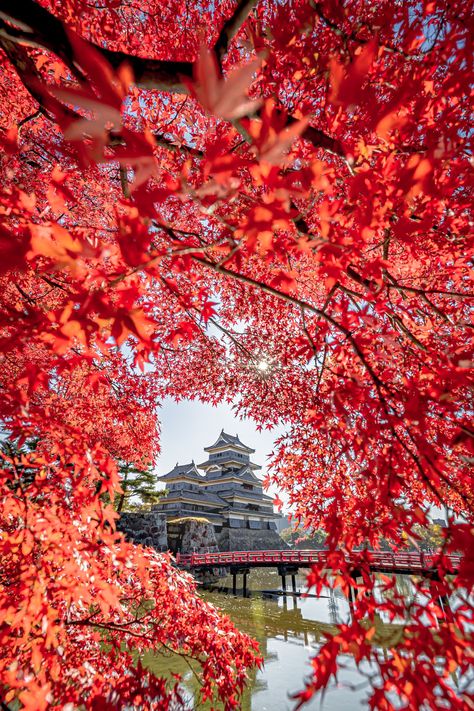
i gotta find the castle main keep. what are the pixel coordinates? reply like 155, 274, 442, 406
153, 430, 280, 534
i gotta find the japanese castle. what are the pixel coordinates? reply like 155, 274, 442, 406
153, 431, 279, 531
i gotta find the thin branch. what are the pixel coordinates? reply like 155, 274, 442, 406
310, 0, 415, 59
192, 255, 390, 397
348, 265, 474, 299
388, 314, 428, 352
119, 166, 130, 198
386, 277, 474, 299
214, 0, 259, 62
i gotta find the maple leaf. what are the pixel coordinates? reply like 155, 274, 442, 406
18, 683, 52, 711
200, 299, 218, 325
166, 320, 201, 347
270, 269, 298, 294
28, 224, 82, 267
259, 117, 311, 166
273, 494, 284, 512
188, 45, 262, 120
329, 38, 378, 108
0, 224, 30, 274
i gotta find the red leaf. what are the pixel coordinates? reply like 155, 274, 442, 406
189, 45, 262, 119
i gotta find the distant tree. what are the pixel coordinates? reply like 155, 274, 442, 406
408, 523, 444, 552
280, 527, 294, 545
281, 526, 327, 549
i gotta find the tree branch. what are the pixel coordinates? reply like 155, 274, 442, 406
0, 0, 347, 159
191, 255, 389, 397
0, 0, 259, 91
0, 0, 192, 90
214, 0, 259, 62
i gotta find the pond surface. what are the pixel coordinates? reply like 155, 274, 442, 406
204, 569, 376, 710
144, 568, 471, 709
144, 568, 423, 709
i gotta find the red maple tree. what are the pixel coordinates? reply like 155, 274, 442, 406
0, 0, 472, 708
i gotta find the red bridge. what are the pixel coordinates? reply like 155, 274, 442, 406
178, 549, 461, 576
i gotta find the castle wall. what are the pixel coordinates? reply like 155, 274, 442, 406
168, 518, 227, 582
167, 518, 219, 555
118, 511, 288, 555
217, 527, 289, 552
117, 511, 167, 551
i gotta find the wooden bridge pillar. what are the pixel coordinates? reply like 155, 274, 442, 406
230, 567, 250, 596
278, 565, 299, 595
425, 571, 452, 622
348, 584, 356, 611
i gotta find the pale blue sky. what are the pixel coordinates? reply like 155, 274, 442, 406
154, 398, 286, 502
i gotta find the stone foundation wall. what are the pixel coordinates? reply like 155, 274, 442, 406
118, 512, 288, 557
217, 527, 289, 552
169, 519, 227, 581
167, 519, 219, 554
117, 511, 167, 551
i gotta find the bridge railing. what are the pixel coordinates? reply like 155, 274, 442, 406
176, 549, 461, 572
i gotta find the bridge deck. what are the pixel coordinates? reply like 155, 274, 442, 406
177, 549, 461, 575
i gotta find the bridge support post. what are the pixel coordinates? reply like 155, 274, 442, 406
232, 571, 236, 595
281, 574, 287, 593
243, 571, 248, 597
348, 585, 355, 608
291, 574, 297, 594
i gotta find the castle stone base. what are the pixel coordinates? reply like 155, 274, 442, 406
167, 519, 219, 555
117, 513, 288, 558
117, 511, 167, 551
217, 527, 289, 552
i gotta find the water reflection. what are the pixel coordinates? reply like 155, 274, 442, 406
142, 569, 452, 710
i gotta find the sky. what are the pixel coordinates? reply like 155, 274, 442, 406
154, 397, 287, 504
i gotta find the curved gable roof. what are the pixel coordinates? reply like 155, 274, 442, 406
159, 462, 201, 481
204, 429, 255, 453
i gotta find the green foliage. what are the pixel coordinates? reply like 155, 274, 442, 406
1, 436, 40, 490
116, 461, 165, 513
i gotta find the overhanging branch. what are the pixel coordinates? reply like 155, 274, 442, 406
0, 0, 347, 158
0, 0, 258, 91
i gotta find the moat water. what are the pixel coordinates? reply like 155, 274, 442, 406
144, 569, 461, 710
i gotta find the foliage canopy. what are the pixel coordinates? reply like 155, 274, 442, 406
0, 0, 472, 708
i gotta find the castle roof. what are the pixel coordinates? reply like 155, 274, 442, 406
162, 489, 227, 507
217, 489, 273, 503
203, 465, 262, 481
159, 462, 201, 481
204, 429, 255, 454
